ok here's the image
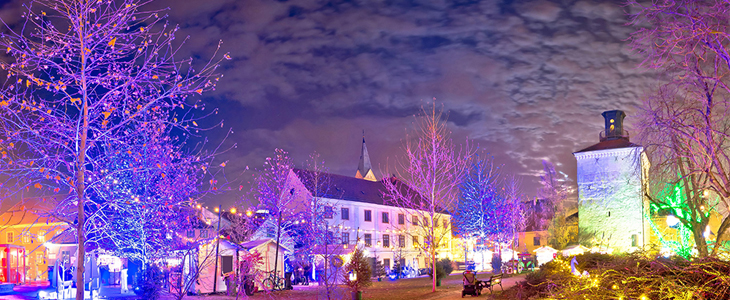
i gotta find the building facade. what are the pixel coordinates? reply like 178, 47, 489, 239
285, 137, 454, 274
0, 197, 70, 282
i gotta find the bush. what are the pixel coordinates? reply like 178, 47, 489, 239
428, 259, 454, 280
135, 263, 164, 300
521, 253, 730, 300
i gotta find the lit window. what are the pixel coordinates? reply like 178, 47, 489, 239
22, 234, 30, 244
38, 230, 46, 243
36, 253, 43, 265
413, 236, 419, 247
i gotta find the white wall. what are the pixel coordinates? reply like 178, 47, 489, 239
575, 147, 648, 252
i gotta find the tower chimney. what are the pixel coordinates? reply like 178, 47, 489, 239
601, 110, 627, 141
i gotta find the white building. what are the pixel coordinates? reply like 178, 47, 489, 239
573, 110, 651, 253
286, 137, 454, 274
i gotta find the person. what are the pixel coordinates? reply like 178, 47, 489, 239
491, 253, 502, 274
302, 264, 311, 285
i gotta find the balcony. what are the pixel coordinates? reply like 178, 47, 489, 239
600, 129, 629, 142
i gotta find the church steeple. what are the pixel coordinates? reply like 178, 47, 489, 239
356, 131, 377, 181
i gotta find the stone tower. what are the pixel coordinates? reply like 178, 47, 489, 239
573, 110, 650, 253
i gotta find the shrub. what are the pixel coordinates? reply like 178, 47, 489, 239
429, 259, 454, 280
135, 263, 164, 300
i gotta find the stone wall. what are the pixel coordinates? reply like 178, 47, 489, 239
574, 147, 648, 252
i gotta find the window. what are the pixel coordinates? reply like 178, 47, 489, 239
199, 230, 208, 239
631, 234, 638, 247
364, 210, 372, 222
36, 253, 43, 265
383, 234, 390, 248
413, 236, 419, 246
399, 235, 405, 248
22, 234, 30, 244
412, 216, 418, 225
443, 220, 448, 229
341, 208, 349, 220
384, 258, 391, 269
398, 214, 405, 225
6, 232, 13, 243
423, 217, 428, 226
533, 236, 541, 246
382, 212, 389, 224
342, 233, 349, 245
187, 230, 195, 238
324, 206, 334, 219
364, 234, 372, 246
38, 230, 46, 243
435, 219, 440, 228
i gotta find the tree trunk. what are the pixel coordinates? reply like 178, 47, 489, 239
76, 5, 90, 297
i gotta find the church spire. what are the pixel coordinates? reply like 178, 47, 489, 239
356, 131, 377, 181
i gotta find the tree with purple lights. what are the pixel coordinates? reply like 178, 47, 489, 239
629, 0, 730, 257
252, 148, 304, 290
383, 103, 472, 292
295, 152, 344, 300
0, 0, 228, 298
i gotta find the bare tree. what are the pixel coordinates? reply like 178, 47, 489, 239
383, 103, 471, 292
538, 160, 577, 250
629, 0, 730, 257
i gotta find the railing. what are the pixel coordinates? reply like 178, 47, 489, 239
599, 129, 630, 142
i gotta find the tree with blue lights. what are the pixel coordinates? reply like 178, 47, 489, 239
454, 153, 500, 260
0, 0, 229, 298
456, 153, 525, 266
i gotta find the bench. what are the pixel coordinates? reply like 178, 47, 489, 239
483, 273, 503, 293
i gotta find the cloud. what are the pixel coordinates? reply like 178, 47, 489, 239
2, 0, 660, 207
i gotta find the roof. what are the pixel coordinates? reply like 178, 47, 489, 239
0, 196, 68, 228
356, 137, 374, 180
240, 239, 291, 252
574, 138, 640, 154
292, 169, 424, 207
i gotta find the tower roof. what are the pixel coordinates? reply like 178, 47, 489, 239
356, 133, 377, 181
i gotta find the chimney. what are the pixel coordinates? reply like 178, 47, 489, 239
600, 110, 627, 141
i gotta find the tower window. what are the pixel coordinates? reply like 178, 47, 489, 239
631, 234, 638, 247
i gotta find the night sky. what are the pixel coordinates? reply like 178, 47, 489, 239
0, 0, 660, 208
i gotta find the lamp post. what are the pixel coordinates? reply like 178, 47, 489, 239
212, 205, 222, 293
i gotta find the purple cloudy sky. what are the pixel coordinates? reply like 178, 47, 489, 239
0, 0, 661, 208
